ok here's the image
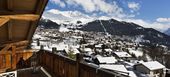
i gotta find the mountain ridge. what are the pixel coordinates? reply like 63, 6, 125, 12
39, 18, 170, 46
164, 28, 170, 36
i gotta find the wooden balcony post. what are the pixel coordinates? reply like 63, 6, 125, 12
52, 47, 56, 73
5, 54, 11, 69
76, 53, 82, 77
12, 46, 16, 69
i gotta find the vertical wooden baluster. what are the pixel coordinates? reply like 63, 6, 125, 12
12, 46, 16, 69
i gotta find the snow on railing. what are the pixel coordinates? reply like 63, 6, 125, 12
0, 71, 17, 77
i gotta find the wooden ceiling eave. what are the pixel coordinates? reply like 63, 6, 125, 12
0, 0, 48, 71
26, 0, 49, 41
0, 17, 10, 27
0, 0, 48, 47
0, 14, 40, 42
0, 14, 40, 21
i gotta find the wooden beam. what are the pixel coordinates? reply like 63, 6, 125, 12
0, 10, 32, 15
35, 0, 48, 14
0, 18, 10, 27
0, 51, 11, 55
8, 20, 12, 40
11, 40, 29, 47
7, 0, 13, 10
0, 14, 40, 21
0, 40, 27, 46
1, 40, 29, 47
15, 46, 27, 51
0, 49, 35, 55
0, 40, 29, 53
0, 44, 12, 53
27, 21, 37, 40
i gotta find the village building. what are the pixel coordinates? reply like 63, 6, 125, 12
134, 61, 165, 77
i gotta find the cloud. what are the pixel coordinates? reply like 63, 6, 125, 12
128, 2, 140, 11
45, 1, 169, 32
50, 0, 126, 18
156, 18, 170, 22
43, 9, 170, 32
67, 0, 96, 13
51, 0, 66, 8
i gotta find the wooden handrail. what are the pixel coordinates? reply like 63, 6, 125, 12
0, 40, 29, 54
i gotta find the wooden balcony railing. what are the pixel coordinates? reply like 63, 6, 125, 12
38, 50, 130, 77
0, 43, 130, 77
0, 50, 34, 72
0, 70, 17, 77
0, 41, 34, 73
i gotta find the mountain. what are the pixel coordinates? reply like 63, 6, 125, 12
78, 19, 170, 46
164, 28, 170, 36
43, 9, 94, 24
39, 19, 60, 29
38, 18, 170, 46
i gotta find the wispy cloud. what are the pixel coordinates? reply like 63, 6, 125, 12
45, 0, 170, 32
50, 0, 127, 18
156, 18, 170, 23
128, 2, 140, 12
51, 0, 66, 8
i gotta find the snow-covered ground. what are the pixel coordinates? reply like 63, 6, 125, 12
128, 48, 143, 57
59, 24, 70, 32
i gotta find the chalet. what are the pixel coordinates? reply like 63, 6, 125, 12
104, 48, 112, 55
95, 44, 103, 49
64, 47, 80, 55
100, 64, 129, 76
104, 49, 113, 52
113, 51, 132, 60
134, 61, 165, 77
94, 56, 117, 65
84, 48, 93, 52
84, 48, 94, 55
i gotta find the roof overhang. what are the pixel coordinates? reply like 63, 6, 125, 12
0, 0, 48, 47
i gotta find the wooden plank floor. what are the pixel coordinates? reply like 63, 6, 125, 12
17, 68, 48, 77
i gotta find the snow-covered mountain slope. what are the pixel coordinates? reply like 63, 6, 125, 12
78, 19, 170, 46
164, 28, 170, 36
43, 9, 95, 24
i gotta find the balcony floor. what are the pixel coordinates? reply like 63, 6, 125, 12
17, 67, 48, 77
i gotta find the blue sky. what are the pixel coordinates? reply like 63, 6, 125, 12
43, 0, 170, 31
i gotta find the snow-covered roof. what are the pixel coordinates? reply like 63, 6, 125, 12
56, 45, 68, 51
71, 36, 83, 39
141, 61, 165, 70
114, 52, 132, 58
59, 25, 70, 32
33, 34, 41, 39
97, 56, 117, 64
128, 71, 137, 77
104, 49, 112, 52
95, 44, 103, 48
84, 48, 92, 52
31, 45, 41, 50
100, 65, 129, 73
72, 48, 80, 54
65, 47, 80, 54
